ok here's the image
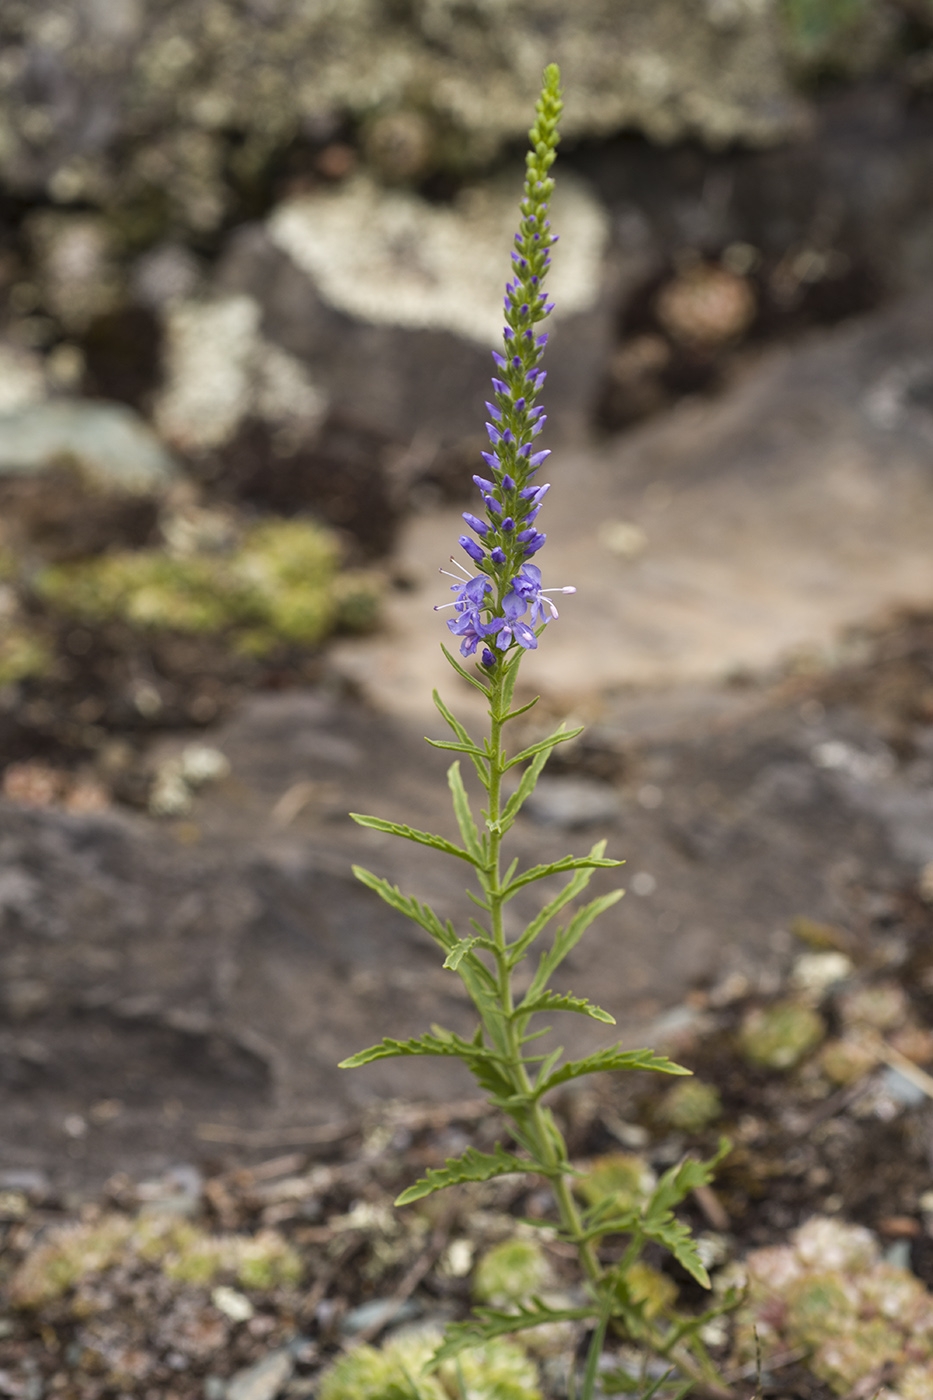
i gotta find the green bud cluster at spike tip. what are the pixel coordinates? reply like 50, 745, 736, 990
434, 63, 575, 665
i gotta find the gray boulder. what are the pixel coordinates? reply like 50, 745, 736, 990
0, 399, 178, 494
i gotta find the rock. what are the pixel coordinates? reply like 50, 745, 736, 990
0, 1, 804, 232
25, 212, 124, 334
523, 775, 621, 829
0, 399, 177, 494
226, 1350, 294, 1400
332, 290, 933, 719
0, 344, 47, 416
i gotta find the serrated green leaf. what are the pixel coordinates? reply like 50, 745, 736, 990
350, 813, 477, 866
636, 1139, 731, 1288
537, 1045, 690, 1096
516, 989, 616, 1024
340, 1027, 501, 1070
395, 1142, 532, 1205
503, 853, 623, 900
427, 737, 488, 759
443, 936, 485, 970
448, 761, 483, 861
426, 1300, 598, 1369
506, 856, 604, 968
648, 1138, 731, 1219
432, 688, 489, 782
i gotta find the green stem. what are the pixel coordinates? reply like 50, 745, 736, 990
483, 660, 600, 1288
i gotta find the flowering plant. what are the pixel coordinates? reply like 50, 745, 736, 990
343, 66, 729, 1400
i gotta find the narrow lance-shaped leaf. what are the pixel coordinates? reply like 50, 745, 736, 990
350, 813, 479, 866
505, 724, 584, 771
447, 761, 483, 862
441, 643, 491, 696
497, 740, 553, 831
395, 1142, 533, 1205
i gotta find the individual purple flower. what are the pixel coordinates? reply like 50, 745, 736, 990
448, 609, 489, 656
486, 591, 538, 651
511, 563, 576, 623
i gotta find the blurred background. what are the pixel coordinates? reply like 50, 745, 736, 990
5, 0, 933, 1187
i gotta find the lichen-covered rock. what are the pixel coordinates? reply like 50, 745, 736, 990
0, 1, 803, 233
153, 294, 327, 455
223, 171, 610, 447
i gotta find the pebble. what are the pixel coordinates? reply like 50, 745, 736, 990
226, 1349, 294, 1400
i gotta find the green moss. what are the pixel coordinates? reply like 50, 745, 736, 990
235, 1231, 303, 1290
577, 1154, 656, 1215
657, 1079, 722, 1133
738, 1000, 826, 1070
34, 517, 379, 653
0, 626, 54, 686
316, 1328, 540, 1400
623, 1261, 678, 1319
10, 1216, 133, 1308
473, 1239, 552, 1306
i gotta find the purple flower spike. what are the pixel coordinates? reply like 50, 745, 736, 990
437, 67, 572, 655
